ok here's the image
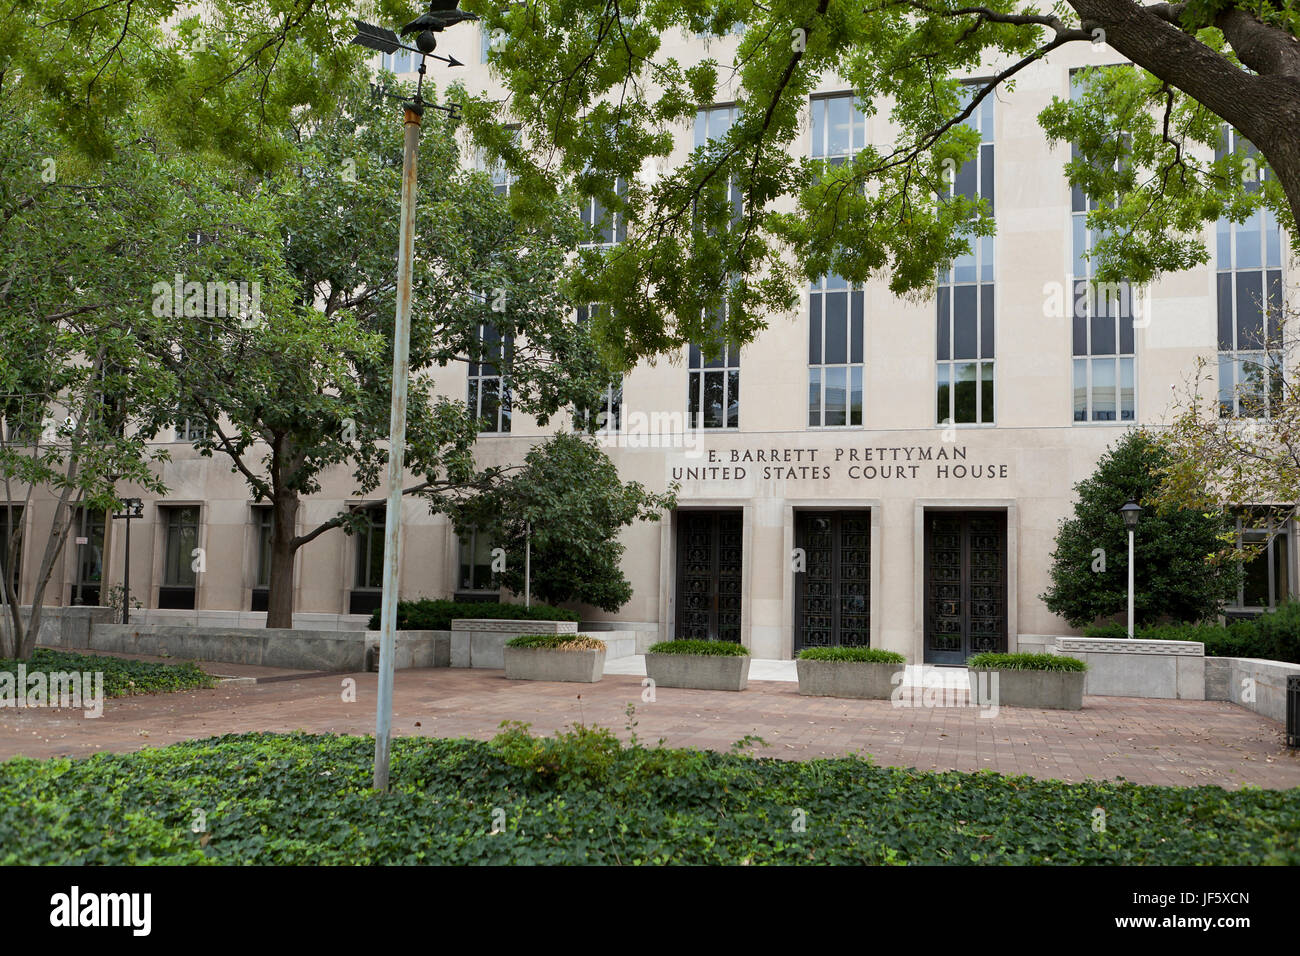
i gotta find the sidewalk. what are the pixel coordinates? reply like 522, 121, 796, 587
2, 667, 1297, 789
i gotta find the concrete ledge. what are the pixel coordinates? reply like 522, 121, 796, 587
1056, 636, 1205, 700
38, 622, 450, 672
1205, 656, 1300, 724
970, 667, 1085, 710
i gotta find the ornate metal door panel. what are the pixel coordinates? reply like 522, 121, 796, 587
923, 511, 1006, 664
675, 510, 744, 642
795, 511, 871, 651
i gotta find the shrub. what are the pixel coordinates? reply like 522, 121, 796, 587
798, 647, 906, 664
367, 599, 581, 631
1082, 609, 1300, 664
1040, 430, 1240, 627
0, 649, 214, 697
967, 652, 1087, 672
505, 634, 606, 651
648, 639, 750, 657
1255, 600, 1300, 663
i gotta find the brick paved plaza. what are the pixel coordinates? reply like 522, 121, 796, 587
2, 659, 1297, 789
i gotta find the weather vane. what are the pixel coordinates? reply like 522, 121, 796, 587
352, 0, 480, 117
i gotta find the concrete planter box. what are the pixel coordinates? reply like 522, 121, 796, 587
645, 652, 750, 691
503, 645, 605, 683
796, 659, 901, 699
969, 667, 1085, 711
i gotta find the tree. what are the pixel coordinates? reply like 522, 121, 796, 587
1040, 430, 1240, 627
444, 432, 677, 611
154, 76, 614, 628
0, 101, 205, 658
459, 0, 1300, 366
1153, 330, 1299, 568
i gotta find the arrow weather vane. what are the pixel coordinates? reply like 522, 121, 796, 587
351, 0, 479, 116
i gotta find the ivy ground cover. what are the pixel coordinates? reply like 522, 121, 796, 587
1, 727, 1295, 865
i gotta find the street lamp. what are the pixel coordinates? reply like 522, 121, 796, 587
111, 498, 143, 625
1120, 500, 1141, 638
351, 1, 477, 793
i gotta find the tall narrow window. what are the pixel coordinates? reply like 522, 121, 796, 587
349, 505, 385, 615
808, 274, 864, 427
176, 414, 207, 442
484, 125, 520, 196
72, 506, 105, 606
689, 314, 740, 430
250, 506, 273, 612
457, 529, 499, 599
160, 506, 199, 609
0, 504, 23, 599
574, 305, 622, 433
468, 322, 512, 433
811, 93, 866, 167
1229, 511, 1291, 612
1217, 128, 1284, 418
936, 89, 995, 425
694, 105, 743, 223
1070, 71, 1136, 423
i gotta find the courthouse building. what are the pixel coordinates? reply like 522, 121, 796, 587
7, 27, 1295, 664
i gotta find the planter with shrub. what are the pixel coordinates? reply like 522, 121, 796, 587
1083, 600, 1300, 665
796, 647, 906, 699
503, 634, 606, 683
645, 640, 750, 691
966, 652, 1088, 711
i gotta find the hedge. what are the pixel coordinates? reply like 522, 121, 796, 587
798, 647, 906, 664
648, 639, 751, 656
1, 730, 1295, 864
0, 649, 214, 698
366, 599, 581, 632
967, 652, 1088, 673
1083, 600, 1300, 664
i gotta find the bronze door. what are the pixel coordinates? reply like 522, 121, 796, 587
923, 511, 1007, 664
795, 511, 871, 651
674, 510, 743, 642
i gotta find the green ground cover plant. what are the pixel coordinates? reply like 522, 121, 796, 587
798, 647, 906, 664
0, 649, 214, 698
648, 640, 750, 656
367, 599, 581, 632
0, 729, 1294, 865
967, 653, 1088, 673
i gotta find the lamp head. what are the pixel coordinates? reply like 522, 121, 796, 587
1120, 499, 1141, 531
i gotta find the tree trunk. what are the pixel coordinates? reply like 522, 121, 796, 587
265, 492, 300, 629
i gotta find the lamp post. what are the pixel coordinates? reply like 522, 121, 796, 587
1120, 500, 1141, 638
111, 498, 143, 625
352, 1, 476, 793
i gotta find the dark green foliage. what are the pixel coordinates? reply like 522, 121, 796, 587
1084, 602, 1300, 664
366, 600, 580, 632
1041, 431, 1241, 628
504, 634, 604, 650
0, 650, 214, 697
798, 647, 906, 664
967, 653, 1088, 673
445, 432, 676, 612
648, 640, 750, 657
1, 730, 1296, 864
